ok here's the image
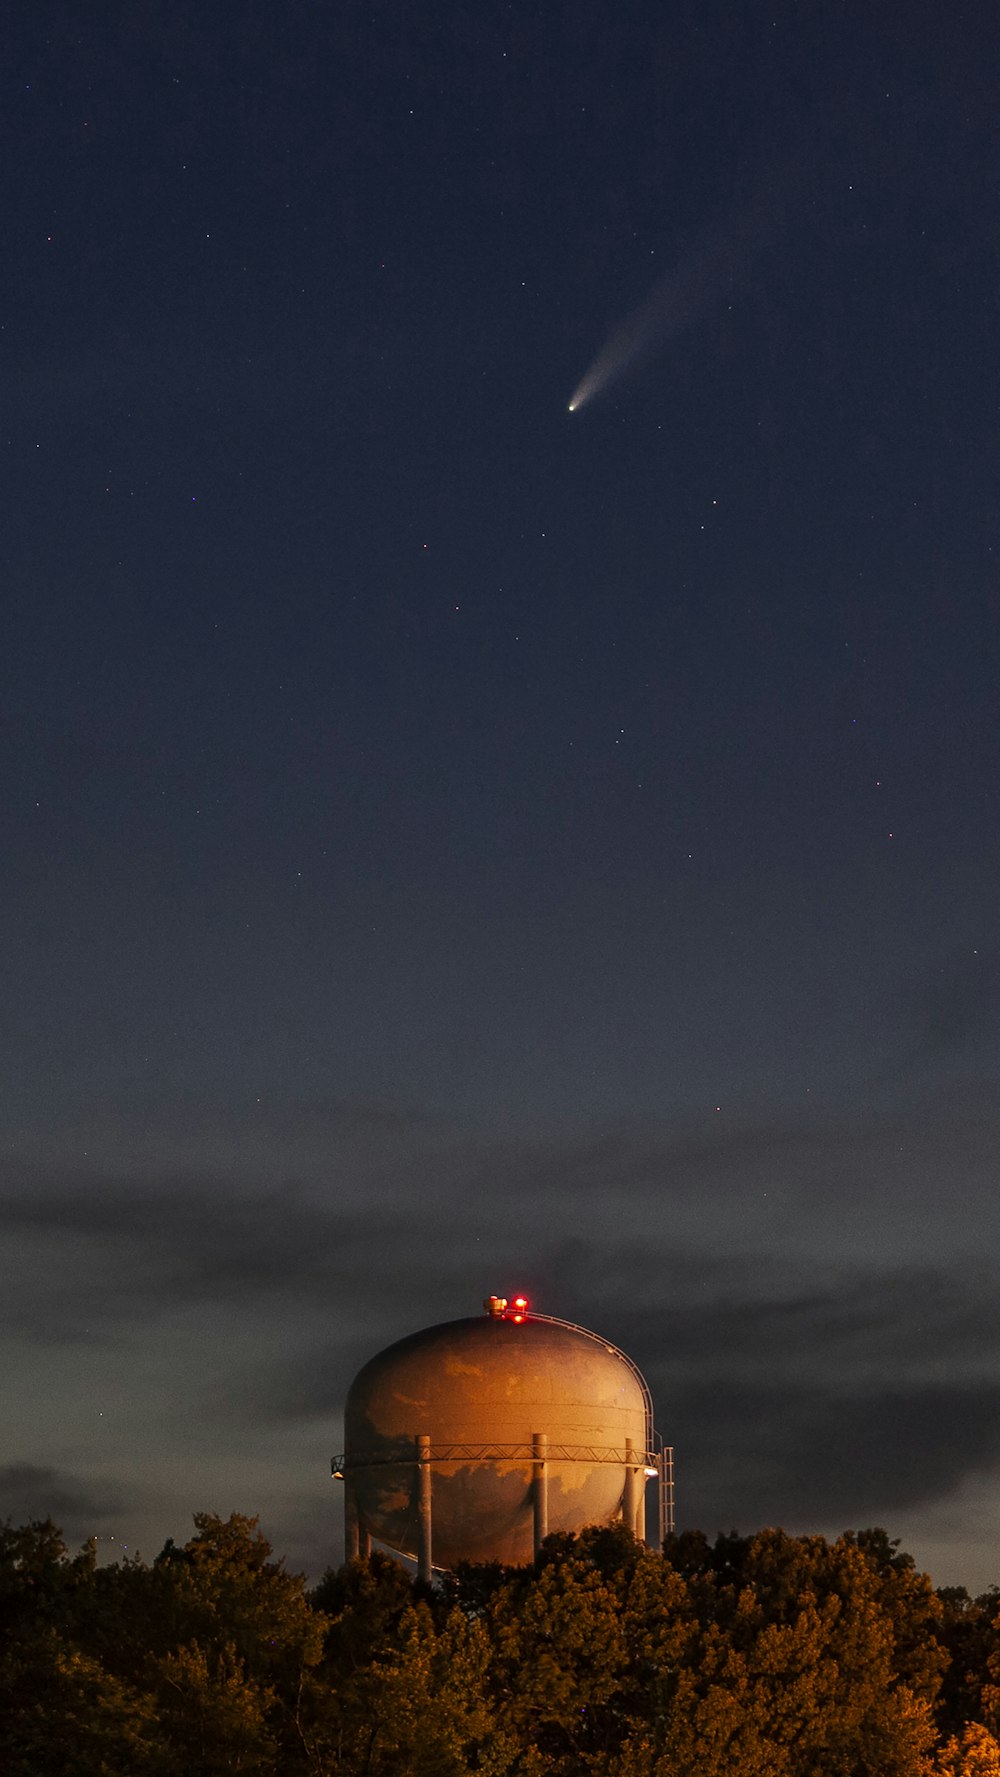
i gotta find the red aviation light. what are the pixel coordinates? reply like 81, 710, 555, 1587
484, 1293, 530, 1321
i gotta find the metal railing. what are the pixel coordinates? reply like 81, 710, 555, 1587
333, 1432, 676, 1543
334, 1440, 659, 1471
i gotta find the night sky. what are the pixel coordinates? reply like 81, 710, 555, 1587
4, 2, 1000, 1589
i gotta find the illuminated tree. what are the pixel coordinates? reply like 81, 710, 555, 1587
630, 1528, 940, 1777
935, 1724, 1000, 1776
3, 1509, 999, 1774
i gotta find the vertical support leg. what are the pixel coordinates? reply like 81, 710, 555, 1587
417, 1434, 432, 1583
345, 1480, 360, 1563
532, 1432, 548, 1556
623, 1437, 638, 1536
360, 1526, 371, 1559
636, 1478, 646, 1545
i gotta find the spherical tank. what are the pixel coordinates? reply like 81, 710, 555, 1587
343, 1305, 650, 1570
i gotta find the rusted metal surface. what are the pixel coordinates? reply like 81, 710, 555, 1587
342, 1312, 652, 1570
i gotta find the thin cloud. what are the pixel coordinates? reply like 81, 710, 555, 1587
671, 1378, 1000, 1532
0, 1464, 131, 1535
4, 1081, 1000, 1341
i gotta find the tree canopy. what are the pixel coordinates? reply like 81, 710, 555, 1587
2, 1512, 1000, 1774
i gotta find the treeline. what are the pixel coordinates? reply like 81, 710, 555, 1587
3, 1513, 1000, 1774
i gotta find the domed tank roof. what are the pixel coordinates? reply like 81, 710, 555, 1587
343, 1302, 650, 1569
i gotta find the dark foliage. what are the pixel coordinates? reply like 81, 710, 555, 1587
2, 1512, 999, 1774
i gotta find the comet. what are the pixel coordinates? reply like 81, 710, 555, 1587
567, 179, 791, 414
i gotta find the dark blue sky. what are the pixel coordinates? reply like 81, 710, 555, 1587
3, 0, 1000, 1587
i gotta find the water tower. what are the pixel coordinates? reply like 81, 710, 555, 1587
333, 1295, 673, 1578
